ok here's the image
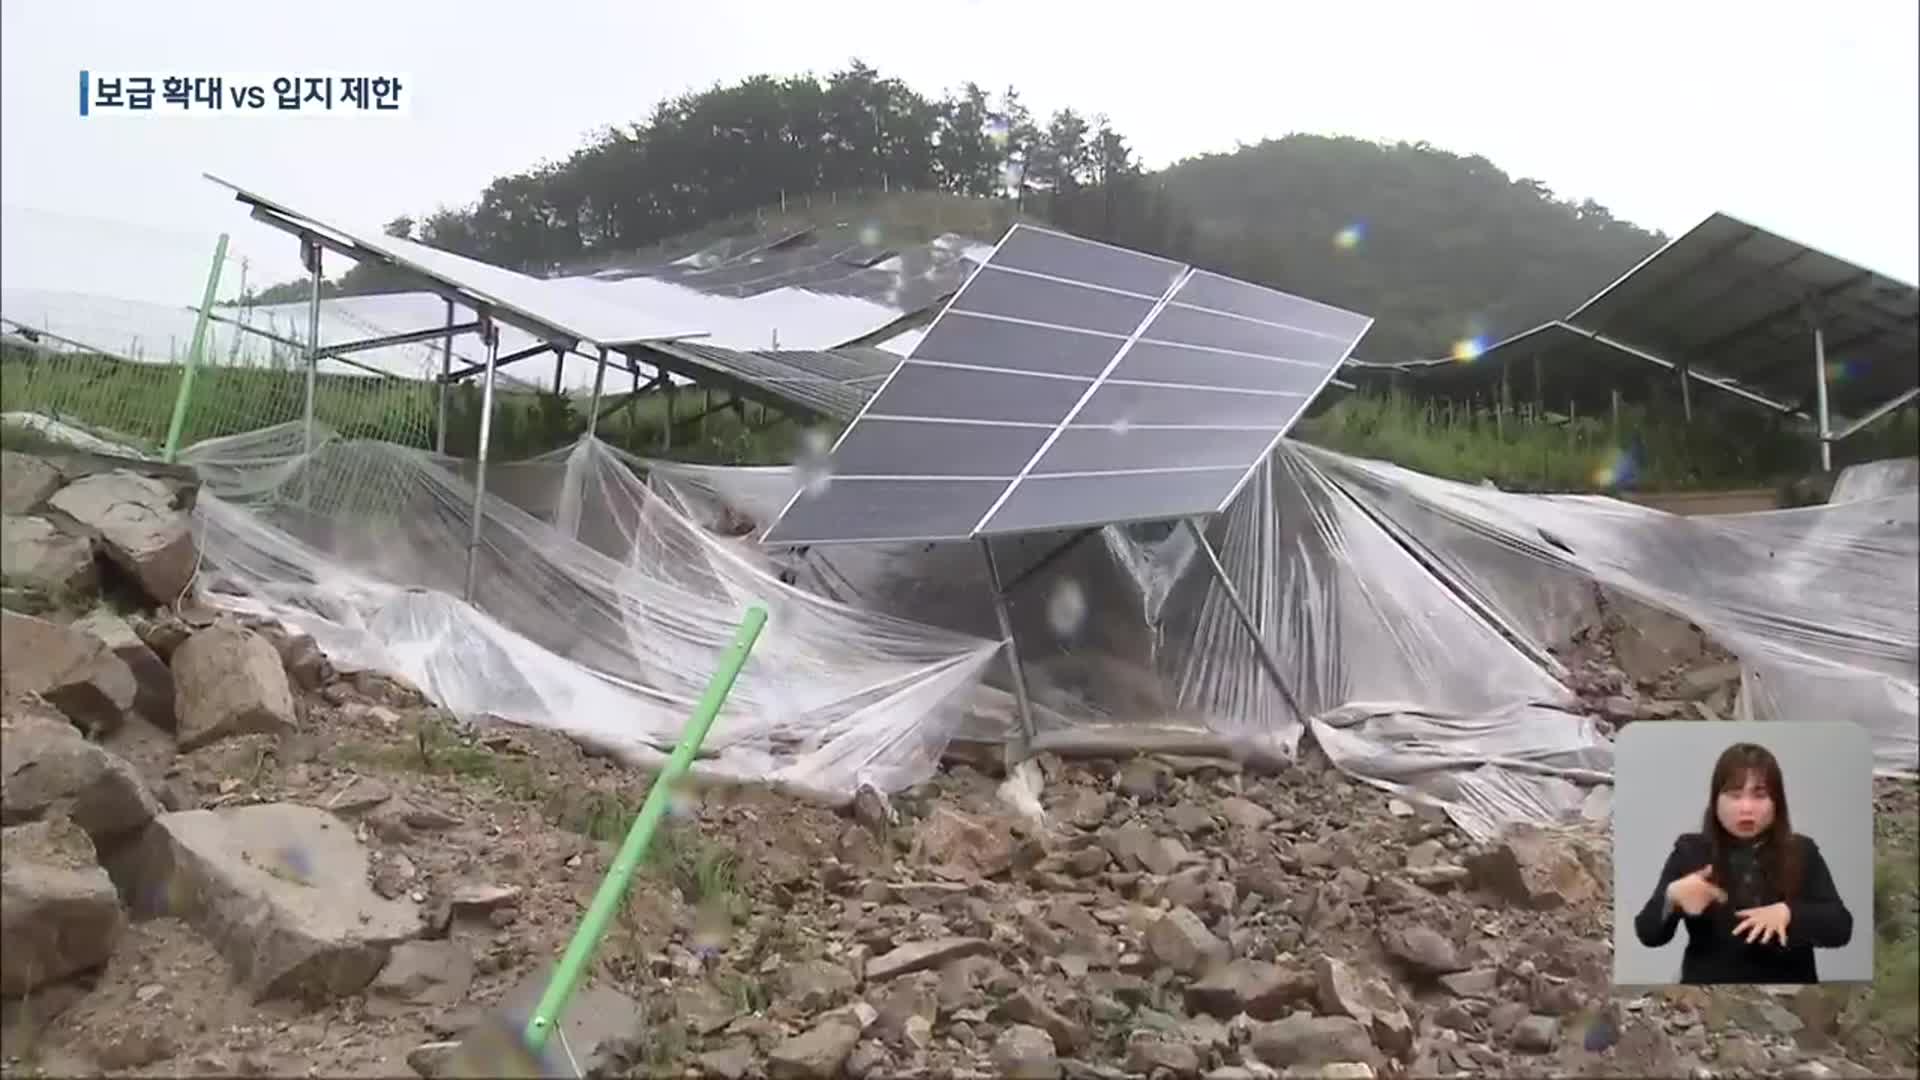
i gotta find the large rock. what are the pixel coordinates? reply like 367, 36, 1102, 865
0, 610, 137, 735
769, 1010, 865, 1080
867, 936, 991, 981
1313, 957, 1412, 1059
992, 1024, 1061, 1080
1, 697, 159, 845
1249, 1012, 1382, 1070
911, 806, 1015, 879
71, 610, 175, 730
112, 802, 422, 1003
1185, 959, 1316, 1021
46, 470, 197, 607
1146, 905, 1225, 975
0, 514, 97, 595
0, 451, 64, 514
1466, 823, 1602, 910
0, 815, 125, 995
170, 623, 297, 750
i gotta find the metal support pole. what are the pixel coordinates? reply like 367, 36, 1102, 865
1181, 517, 1305, 725
464, 319, 500, 604
1679, 362, 1694, 422
585, 346, 609, 439
435, 298, 454, 454
552, 350, 565, 395
1813, 324, 1832, 472
301, 239, 322, 504
979, 539, 1038, 745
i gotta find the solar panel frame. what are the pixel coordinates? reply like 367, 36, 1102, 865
759, 224, 1372, 546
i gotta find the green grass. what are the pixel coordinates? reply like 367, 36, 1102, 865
1297, 388, 1920, 493
2, 343, 807, 466
1866, 850, 1919, 1045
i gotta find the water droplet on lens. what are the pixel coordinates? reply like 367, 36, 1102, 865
1047, 579, 1088, 640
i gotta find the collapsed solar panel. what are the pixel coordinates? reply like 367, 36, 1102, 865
761, 225, 1373, 545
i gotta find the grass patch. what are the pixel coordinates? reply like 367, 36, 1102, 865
1296, 388, 1919, 493
1865, 851, 1920, 1044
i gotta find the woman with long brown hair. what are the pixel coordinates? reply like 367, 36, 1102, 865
1633, 741, 1853, 984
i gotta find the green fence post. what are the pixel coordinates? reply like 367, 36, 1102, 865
161, 233, 229, 462
523, 603, 770, 1055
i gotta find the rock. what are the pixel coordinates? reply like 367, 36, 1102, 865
0, 816, 124, 995
1186, 959, 1315, 1021
1465, 823, 1600, 910
1128, 1030, 1202, 1077
128, 611, 193, 663
912, 806, 1015, 879
769, 1011, 864, 1080
1250, 1013, 1381, 1070
0, 514, 96, 594
1169, 801, 1217, 836
782, 958, 857, 1013
1380, 925, 1465, 976
405, 1041, 462, 1078
0, 700, 158, 844
1146, 905, 1225, 975
866, 936, 991, 981
1608, 595, 1704, 684
71, 609, 176, 729
1219, 796, 1276, 831
843, 1040, 889, 1080
448, 883, 520, 914
1437, 968, 1498, 999
0, 610, 137, 735
992, 1024, 1062, 1080
1061, 788, 1112, 829
0, 451, 64, 513
265, 630, 334, 693
1119, 756, 1171, 800
369, 940, 473, 1010
170, 623, 298, 750
1003, 987, 1089, 1053
46, 470, 197, 606
698, 1040, 758, 1080
874, 971, 940, 1044
113, 802, 422, 1003
1405, 864, 1469, 891
1678, 662, 1741, 700
1511, 1014, 1559, 1053
1313, 957, 1411, 1058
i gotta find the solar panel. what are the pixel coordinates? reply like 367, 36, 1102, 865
204, 174, 705, 349
761, 224, 1372, 546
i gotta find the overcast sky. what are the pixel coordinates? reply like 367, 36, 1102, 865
4, 0, 1916, 307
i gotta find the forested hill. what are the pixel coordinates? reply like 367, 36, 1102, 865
252, 62, 1667, 362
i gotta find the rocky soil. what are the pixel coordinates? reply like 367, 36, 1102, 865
2, 446, 1916, 1080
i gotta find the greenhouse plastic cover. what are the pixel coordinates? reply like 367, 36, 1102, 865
162, 424, 1918, 840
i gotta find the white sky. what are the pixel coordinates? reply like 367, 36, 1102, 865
3, 0, 1916, 307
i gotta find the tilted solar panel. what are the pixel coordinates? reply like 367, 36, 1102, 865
762, 224, 1372, 545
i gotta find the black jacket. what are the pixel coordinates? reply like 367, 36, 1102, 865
1634, 832, 1853, 985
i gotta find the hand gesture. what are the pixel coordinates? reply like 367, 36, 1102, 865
1666, 865, 1728, 916
1734, 902, 1792, 946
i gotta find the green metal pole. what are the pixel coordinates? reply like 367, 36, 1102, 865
523, 603, 769, 1054
162, 233, 229, 462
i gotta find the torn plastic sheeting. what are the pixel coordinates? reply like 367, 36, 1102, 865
179, 422, 1001, 802
1831, 457, 1919, 504
650, 438, 1597, 837
1311, 703, 1613, 843
1303, 443, 1918, 774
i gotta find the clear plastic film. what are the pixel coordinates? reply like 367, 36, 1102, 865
178, 423, 1000, 802
1301, 444, 1919, 776
161, 420, 1915, 838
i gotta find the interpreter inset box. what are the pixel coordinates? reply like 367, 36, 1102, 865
1612, 721, 1874, 987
